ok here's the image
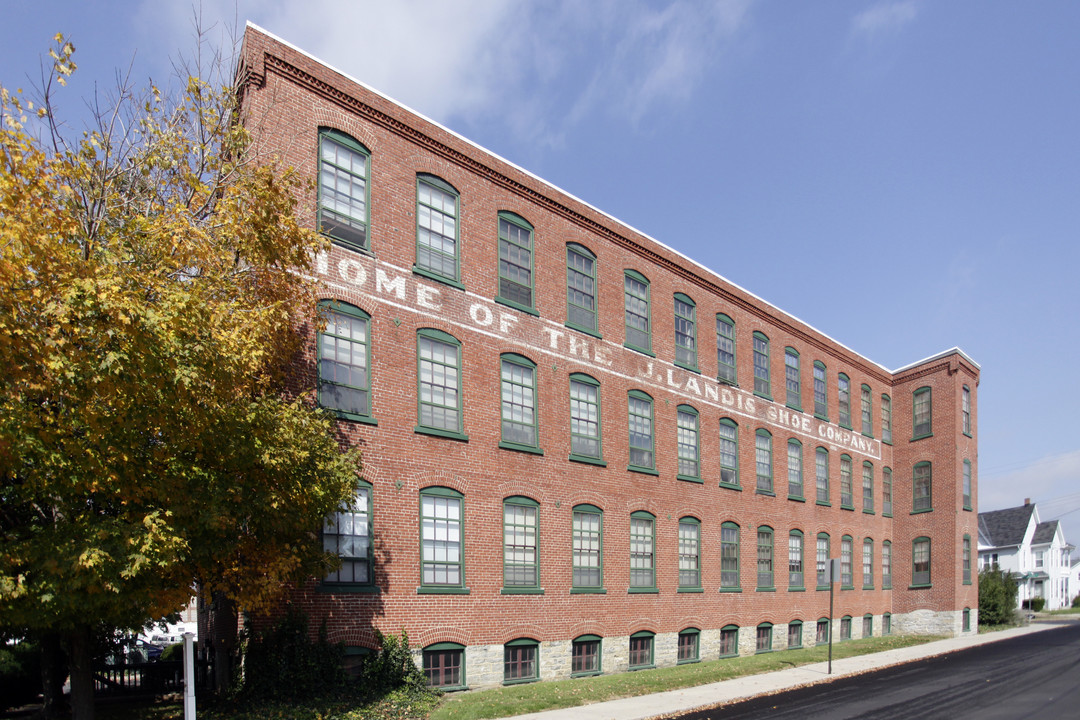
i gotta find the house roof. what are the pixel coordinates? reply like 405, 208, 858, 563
1032, 520, 1060, 545
978, 504, 1035, 547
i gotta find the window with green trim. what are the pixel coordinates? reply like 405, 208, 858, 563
423, 642, 465, 689
629, 631, 654, 669
882, 467, 893, 516
789, 530, 804, 589
840, 616, 852, 641
674, 293, 697, 370
566, 244, 597, 334
913, 462, 932, 512
571, 635, 601, 675
504, 638, 539, 683
629, 511, 656, 590
838, 373, 851, 428
719, 418, 740, 488
318, 301, 373, 421
497, 211, 534, 311
863, 538, 874, 589
912, 537, 931, 587
756, 429, 773, 493
816, 619, 830, 645
963, 459, 972, 510
318, 128, 369, 252
572, 505, 603, 590
881, 394, 892, 444
813, 361, 828, 419
324, 482, 373, 587
415, 174, 459, 282
788, 621, 803, 648
816, 533, 830, 589
753, 331, 771, 397
861, 384, 873, 436
883, 613, 892, 635
569, 374, 603, 463
624, 270, 652, 353
840, 535, 853, 589
756, 623, 773, 653
721, 522, 741, 589
863, 615, 873, 638
628, 390, 655, 472
757, 526, 774, 589
500, 354, 538, 452
862, 461, 874, 513
678, 628, 700, 663
913, 386, 932, 439
503, 496, 539, 591
417, 329, 464, 437
678, 517, 701, 590
962, 607, 970, 632
963, 535, 972, 584
717, 314, 736, 384
785, 348, 801, 409
720, 626, 739, 657
882, 541, 892, 588
788, 438, 803, 499
420, 487, 464, 590
815, 447, 829, 505
840, 454, 853, 509
677, 405, 700, 481
962, 385, 972, 436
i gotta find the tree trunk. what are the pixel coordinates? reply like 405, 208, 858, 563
211, 593, 238, 694
66, 625, 95, 720
39, 632, 67, 719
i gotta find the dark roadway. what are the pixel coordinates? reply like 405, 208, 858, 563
671, 621, 1080, 720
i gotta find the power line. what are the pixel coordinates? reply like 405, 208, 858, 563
980, 448, 1080, 479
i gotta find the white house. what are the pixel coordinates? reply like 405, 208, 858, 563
978, 500, 1073, 611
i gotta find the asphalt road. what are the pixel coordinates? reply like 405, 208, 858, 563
672, 621, 1080, 720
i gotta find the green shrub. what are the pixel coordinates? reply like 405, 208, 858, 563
979, 565, 1019, 625
1072, 594, 1080, 609
354, 630, 428, 699
159, 642, 185, 663
240, 609, 346, 702
1029, 597, 1045, 612
0, 641, 41, 712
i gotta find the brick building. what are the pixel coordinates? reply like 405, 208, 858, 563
234, 24, 980, 688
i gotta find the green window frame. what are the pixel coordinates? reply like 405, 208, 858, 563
678, 628, 700, 664
757, 526, 774, 590
318, 128, 370, 252
862, 538, 874, 589
813, 361, 828, 419
719, 625, 739, 657
788, 530, 804, 589
318, 300, 374, 423
840, 535, 853, 589
415, 174, 460, 284
571, 635, 602, 676
629, 631, 655, 670
816, 533, 830, 590
962, 608, 971, 632
788, 620, 803, 649
719, 418, 740, 488
912, 536, 931, 587
962, 459, 972, 510
572, 504, 604, 592
838, 373, 851, 428
962, 385, 972, 436
816, 618, 830, 646
721, 522, 741, 590
566, 243, 598, 335
323, 480, 374, 590
629, 511, 656, 592
502, 496, 540, 593
674, 293, 698, 370
862, 461, 874, 514
963, 534, 972, 585
497, 211, 535, 313
788, 438, 804, 500
676, 405, 701, 482
752, 331, 771, 398
423, 642, 465, 689
883, 613, 892, 635
624, 270, 652, 354
628, 390, 656, 473
755, 429, 773, 494
416, 328, 467, 440
716, 313, 737, 385
863, 615, 873, 638
678, 517, 702, 591
419, 487, 467, 593
860, 384, 873, 437
912, 386, 932, 439
756, 623, 773, 653
840, 454, 854, 509
500, 353, 540, 453
913, 461, 932, 513
569, 373, 604, 465
882, 540, 892, 589
881, 393, 892, 444
503, 638, 539, 684
785, 347, 801, 410
840, 616, 852, 641
815, 447, 830, 505
882, 467, 893, 516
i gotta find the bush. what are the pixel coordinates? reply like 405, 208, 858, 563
1023, 597, 1046, 613
159, 641, 185, 663
1072, 594, 1080, 609
0, 641, 41, 712
979, 565, 1019, 625
240, 609, 346, 702
354, 629, 428, 699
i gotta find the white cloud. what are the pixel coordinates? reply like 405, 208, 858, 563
851, 1, 919, 40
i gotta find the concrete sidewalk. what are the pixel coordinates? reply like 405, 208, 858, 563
502, 621, 1069, 720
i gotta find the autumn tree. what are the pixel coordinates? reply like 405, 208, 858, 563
0, 35, 361, 719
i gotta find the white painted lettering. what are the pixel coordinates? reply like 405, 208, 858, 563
316, 250, 329, 276
416, 284, 441, 310
721, 388, 735, 407
338, 258, 366, 286
706, 382, 718, 402
685, 377, 702, 396
593, 346, 612, 367
376, 269, 406, 299
569, 335, 589, 357
470, 303, 494, 326
666, 368, 681, 389
499, 313, 518, 335
542, 327, 563, 350
746, 398, 756, 414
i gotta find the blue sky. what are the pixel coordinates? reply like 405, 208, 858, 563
4, 1, 1079, 548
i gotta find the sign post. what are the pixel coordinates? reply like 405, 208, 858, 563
828, 558, 841, 675
183, 632, 196, 720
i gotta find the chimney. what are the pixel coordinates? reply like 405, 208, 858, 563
1025, 498, 1031, 506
